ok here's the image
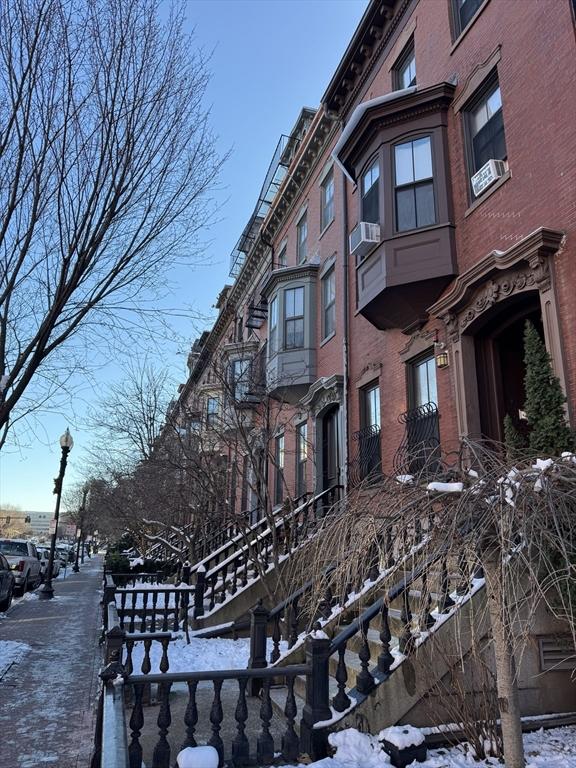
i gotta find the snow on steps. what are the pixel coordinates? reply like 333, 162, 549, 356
268, 583, 488, 736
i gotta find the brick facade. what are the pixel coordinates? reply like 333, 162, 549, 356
175, 0, 576, 511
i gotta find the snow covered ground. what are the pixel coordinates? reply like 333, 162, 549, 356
129, 634, 288, 674
282, 725, 576, 768
0, 640, 31, 677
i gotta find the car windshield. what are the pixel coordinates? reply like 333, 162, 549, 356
0, 541, 28, 556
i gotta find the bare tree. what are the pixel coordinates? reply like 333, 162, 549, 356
297, 440, 576, 768
0, 0, 224, 447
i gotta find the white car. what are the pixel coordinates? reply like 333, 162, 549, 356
37, 547, 60, 580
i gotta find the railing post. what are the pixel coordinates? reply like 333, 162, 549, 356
193, 565, 205, 621
104, 623, 126, 666
102, 577, 117, 634
248, 600, 269, 696
181, 561, 191, 585
300, 632, 332, 761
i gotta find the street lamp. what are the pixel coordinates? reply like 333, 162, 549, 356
39, 428, 74, 600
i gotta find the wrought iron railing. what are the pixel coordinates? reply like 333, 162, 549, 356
349, 424, 382, 486
393, 402, 440, 478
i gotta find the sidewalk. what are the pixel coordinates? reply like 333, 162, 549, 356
0, 556, 103, 768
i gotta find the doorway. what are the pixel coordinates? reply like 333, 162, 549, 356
321, 405, 340, 492
473, 293, 543, 442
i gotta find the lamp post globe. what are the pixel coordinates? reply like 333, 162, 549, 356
39, 428, 74, 600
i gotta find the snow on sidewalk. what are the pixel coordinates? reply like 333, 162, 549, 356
0, 640, 30, 677
282, 725, 576, 768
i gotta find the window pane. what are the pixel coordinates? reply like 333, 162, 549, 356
413, 137, 432, 181
396, 187, 416, 231
486, 86, 502, 119
395, 142, 414, 185
399, 51, 416, 89
297, 215, 307, 261
472, 110, 506, 170
270, 296, 277, 328
286, 317, 304, 349
415, 182, 435, 227
415, 364, 427, 407
426, 358, 438, 406
322, 172, 334, 229
298, 423, 307, 461
362, 161, 379, 194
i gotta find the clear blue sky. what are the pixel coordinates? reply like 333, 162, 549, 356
0, 0, 368, 513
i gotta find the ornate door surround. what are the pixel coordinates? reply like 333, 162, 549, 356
429, 227, 567, 439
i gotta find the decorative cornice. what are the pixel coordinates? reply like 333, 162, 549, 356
335, 82, 456, 181
300, 374, 344, 412
429, 227, 564, 342
452, 46, 501, 113
322, 0, 413, 118
261, 262, 319, 298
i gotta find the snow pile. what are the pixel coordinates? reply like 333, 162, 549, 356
129, 635, 288, 675
395, 475, 414, 485
427, 482, 464, 493
0, 640, 31, 676
177, 745, 219, 768
380, 725, 424, 749
282, 725, 576, 767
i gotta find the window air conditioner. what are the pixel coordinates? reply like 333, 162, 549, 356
349, 222, 380, 261
471, 159, 506, 198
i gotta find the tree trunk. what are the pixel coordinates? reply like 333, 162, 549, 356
484, 556, 525, 768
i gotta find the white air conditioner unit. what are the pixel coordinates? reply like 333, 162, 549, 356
471, 159, 506, 197
349, 221, 380, 261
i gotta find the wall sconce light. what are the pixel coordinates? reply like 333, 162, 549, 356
435, 342, 449, 369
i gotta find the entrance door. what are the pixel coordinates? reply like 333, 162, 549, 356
474, 298, 542, 442
322, 406, 340, 492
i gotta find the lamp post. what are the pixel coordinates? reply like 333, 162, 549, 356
39, 428, 74, 600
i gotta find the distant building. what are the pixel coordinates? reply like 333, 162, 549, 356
26, 510, 52, 537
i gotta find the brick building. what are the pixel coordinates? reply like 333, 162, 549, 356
173, 0, 576, 518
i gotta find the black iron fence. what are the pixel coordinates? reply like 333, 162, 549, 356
349, 424, 382, 486
393, 402, 440, 478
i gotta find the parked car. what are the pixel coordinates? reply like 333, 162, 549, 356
0, 553, 15, 611
56, 545, 72, 569
0, 539, 42, 594
37, 547, 60, 581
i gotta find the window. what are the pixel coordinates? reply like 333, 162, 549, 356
297, 212, 308, 263
230, 358, 251, 401
206, 396, 219, 427
395, 41, 416, 90
394, 136, 436, 231
361, 159, 380, 224
411, 356, 437, 408
296, 422, 307, 497
466, 80, 506, 174
274, 433, 285, 505
269, 296, 278, 355
284, 286, 304, 349
277, 243, 287, 268
321, 169, 335, 230
453, 0, 485, 37
362, 383, 381, 429
322, 268, 336, 340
